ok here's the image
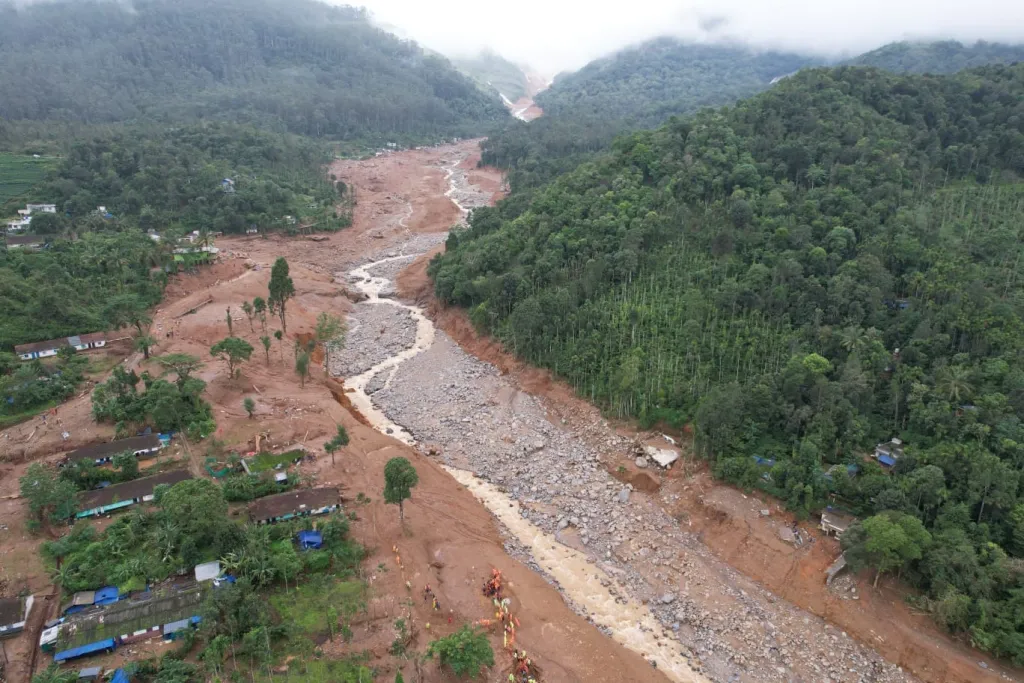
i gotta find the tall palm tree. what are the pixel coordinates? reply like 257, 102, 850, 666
938, 365, 973, 403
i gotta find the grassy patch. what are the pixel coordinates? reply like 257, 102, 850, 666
256, 656, 374, 683
0, 400, 58, 430
271, 578, 366, 638
247, 449, 305, 474
0, 153, 55, 209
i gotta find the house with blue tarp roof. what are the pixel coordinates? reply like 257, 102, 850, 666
873, 438, 905, 469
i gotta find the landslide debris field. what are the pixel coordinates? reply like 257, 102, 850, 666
1, 141, 1013, 683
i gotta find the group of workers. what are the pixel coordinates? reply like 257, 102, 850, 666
479, 569, 540, 683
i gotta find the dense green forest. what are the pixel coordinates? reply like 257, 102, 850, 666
46, 123, 342, 234
536, 38, 815, 125
0, 231, 163, 349
481, 39, 816, 191
433, 64, 1024, 659
849, 40, 1024, 74
452, 50, 530, 103
0, 123, 344, 351
481, 38, 1024, 195
0, 0, 508, 144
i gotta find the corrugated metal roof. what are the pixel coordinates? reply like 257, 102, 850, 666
194, 561, 221, 582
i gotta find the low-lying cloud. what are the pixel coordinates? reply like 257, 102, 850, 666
349, 0, 1024, 74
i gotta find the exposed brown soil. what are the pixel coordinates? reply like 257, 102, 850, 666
0, 141, 666, 683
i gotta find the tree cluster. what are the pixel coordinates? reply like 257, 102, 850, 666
92, 362, 215, 439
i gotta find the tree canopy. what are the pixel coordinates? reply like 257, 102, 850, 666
433, 62, 1024, 660
0, 0, 507, 143
383, 457, 418, 521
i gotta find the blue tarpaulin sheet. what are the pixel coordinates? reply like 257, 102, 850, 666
297, 530, 323, 549
53, 638, 116, 662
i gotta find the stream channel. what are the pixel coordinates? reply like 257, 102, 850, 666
340, 156, 707, 683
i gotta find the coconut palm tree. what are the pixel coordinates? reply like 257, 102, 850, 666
937, 365, 973, 403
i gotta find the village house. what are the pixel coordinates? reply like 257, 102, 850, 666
64, 434, 166, 467
6, 203, 57, 233
248, 487, 340, 525
14, 332, 108, 361
6, 217, 32, 232
26, 203, 57, 214
820, 508, 857, 538
75, 470, 191, 519
4, 233, 44, 249
873, 438, 905, 469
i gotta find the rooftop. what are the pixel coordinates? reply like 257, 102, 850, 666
66, 434, 162, 464
820, 509, 856, 532
5, 234, 43, 246
15, 332, 108, 356
248, 487, 339, 521
0, 598, 22, 626
78, 470, 191, 511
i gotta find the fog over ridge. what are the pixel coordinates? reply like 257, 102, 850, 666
349, 0, 1024, 74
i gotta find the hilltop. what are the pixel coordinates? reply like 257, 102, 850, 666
0, 0, 507, 144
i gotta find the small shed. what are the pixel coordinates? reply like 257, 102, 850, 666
63, 590, 96, 615
0, 596, 29, 638
297, 530, 323, 550
162, 618, 190, 639
110, 670, 130, 683
194, 561, 221, 583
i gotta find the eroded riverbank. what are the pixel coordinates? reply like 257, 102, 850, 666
331, 153, 919, 683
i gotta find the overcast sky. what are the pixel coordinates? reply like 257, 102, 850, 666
347, 0, 1024, 74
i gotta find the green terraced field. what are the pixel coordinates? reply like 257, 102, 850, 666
0, 153, 53, 208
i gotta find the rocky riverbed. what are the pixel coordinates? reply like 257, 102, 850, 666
331, 153, 917, 683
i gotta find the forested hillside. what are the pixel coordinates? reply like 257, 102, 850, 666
433, 64, 1024, 659
849, 40, 1024, 74
452, 50, 530, 103
0, 0, 507, 143
1, 122, 344, 351
481, 39, 816, 191
536, 39, 814, 125
481, 38, 1024, 195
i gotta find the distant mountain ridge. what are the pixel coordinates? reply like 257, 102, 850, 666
534, 37, 818, 128
0, 0, 508, 143
480, 36, 1024, 192
847, 39, 1024, 74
